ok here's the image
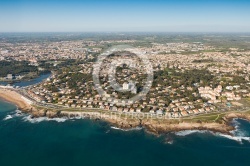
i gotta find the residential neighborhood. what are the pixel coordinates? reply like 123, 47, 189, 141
2, 38, 248, 119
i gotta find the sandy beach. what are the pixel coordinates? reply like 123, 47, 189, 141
0, 88, 32, 111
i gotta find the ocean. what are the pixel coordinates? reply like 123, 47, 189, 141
1, 99, 250, 166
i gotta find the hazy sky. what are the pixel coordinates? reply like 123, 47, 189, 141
0, 0, 250, 32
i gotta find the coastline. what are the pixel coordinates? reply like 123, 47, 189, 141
57, 111, 232, 134
1, 88, 250, 136
0, 88, 33, 112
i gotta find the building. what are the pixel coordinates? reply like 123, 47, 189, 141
198, 85, 222, 103
123, 82, 129, 90
122, 82, 137, 94
6, 74, 14, 80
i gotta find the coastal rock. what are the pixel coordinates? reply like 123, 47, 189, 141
46, 110, 59, 118
225, 112, 250, 122
31, 109, 47, 118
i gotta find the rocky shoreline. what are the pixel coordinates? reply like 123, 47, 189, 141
29, 108, 236, 136
1, 88, 250, 136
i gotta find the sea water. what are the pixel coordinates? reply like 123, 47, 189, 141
1, 99, 250, 166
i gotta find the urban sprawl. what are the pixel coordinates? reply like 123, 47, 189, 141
1, 37, 250, 119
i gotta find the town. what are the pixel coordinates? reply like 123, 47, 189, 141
1, 35, 250, 119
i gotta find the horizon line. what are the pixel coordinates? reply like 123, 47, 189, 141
1, 31, 250, 33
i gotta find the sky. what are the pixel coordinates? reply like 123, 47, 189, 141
0, 0, 250, 32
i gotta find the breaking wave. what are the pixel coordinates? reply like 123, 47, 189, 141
22, 115, 67, 123
110, 126, 143, 131
3, 115, 13, 121
230, 118, 249, 137
174, 119, 250, 143
3, 110, 250, 144
175, 130, 208, 136
3, 109, 24, 121
216, 133, 250, 143
3, 109, 88, 123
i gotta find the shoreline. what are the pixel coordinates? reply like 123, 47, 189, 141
0, 72, 51, 82
0, 89, 33, 112
1, 88, 250, 136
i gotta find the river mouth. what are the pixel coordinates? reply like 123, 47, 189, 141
0, 72, 51, 87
